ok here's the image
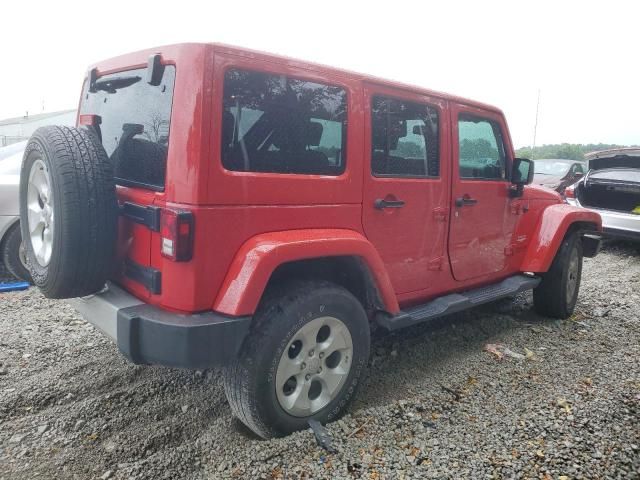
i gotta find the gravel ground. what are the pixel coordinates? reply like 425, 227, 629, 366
0, 241, 638, 480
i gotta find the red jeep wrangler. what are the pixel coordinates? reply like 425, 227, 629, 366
19, 43, 602, 438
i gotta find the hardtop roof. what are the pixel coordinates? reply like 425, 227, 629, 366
210, 43, 504, 114
89, 43, 505, 116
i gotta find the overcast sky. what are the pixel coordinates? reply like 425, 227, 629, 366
1, 0, 637, 148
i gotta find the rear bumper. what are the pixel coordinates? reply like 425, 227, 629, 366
68, 282, 251, 368
566, 198, 640, 241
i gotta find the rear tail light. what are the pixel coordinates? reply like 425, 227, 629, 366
160, 209, 194, 261
564, 183, 576, 199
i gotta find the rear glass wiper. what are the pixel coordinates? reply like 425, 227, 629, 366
91, 75, 141, 93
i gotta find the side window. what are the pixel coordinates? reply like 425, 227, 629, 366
371, 96, 439, 177
221, 69, 347, 175
574, 163, 585, 174
458, 114, 506, 180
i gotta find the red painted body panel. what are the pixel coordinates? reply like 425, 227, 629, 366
154, 204, 363, 312
361, 82, 451, 295
521, 204, 602, 272
213, 229, 398, 316
77, 43, 601, 317
448, 103, 516, 281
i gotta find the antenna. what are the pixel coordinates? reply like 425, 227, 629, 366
532, 89, 540, 150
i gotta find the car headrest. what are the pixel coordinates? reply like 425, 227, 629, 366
306, 121, 323, 147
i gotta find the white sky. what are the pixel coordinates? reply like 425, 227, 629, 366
0, 0, 637, 148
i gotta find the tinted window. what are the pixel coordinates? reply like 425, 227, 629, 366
222, 69, 347, 175
458, 115, 506, 180
80, 66, 175, 190
371, 97, 439, 177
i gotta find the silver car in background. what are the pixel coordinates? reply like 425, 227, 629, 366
566, 148, 640, 241
0, 141, 31, 281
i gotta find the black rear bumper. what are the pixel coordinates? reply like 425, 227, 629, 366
117, 304, 251, 368
68, 283, 251, 369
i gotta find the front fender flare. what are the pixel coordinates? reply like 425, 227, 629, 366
213, 229, 399, 317
520, 204, 602, 273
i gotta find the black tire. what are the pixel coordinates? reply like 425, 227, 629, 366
2, 222, 32, 282
19, 126, 118, 299
533, 231, 583, 319
223, 280, 370, 439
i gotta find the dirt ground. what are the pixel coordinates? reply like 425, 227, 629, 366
0, 241, 638, 479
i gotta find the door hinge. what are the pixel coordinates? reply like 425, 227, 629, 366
432, 207, 447, 222
511, 201, 529, 215
428, 257, 443, 271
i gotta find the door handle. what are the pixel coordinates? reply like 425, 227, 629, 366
374, 198, 405, 209
455, 196, 478, 207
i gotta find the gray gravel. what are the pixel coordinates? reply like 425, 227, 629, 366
1, 241, 638, 479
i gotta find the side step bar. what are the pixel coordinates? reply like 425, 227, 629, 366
378, 274, 541, 331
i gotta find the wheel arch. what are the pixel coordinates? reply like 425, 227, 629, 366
521, 204, 602, 273
212, 229, 399, 317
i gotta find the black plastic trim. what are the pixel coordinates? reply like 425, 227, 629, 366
117, 304, 251, 368
581, 233, 603, 257
88, 68, 98, 93
124, 259, 162, 294
121, 202, 161, 231
147, 54, 165, 86
378, 274, 540, 331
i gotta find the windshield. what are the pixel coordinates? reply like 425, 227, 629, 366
534, 161, 572, 176
79, 66, 176, 190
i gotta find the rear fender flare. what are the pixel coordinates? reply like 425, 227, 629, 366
520, 204, 602, 273
213, 229, 399, 316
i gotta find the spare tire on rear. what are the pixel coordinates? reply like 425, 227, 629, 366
19, 126, 118, 299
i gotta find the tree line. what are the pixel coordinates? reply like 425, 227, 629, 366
515, 143, 636, 161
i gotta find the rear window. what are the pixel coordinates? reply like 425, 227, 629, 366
221, 68, 347, 176
79, 66, 176, 190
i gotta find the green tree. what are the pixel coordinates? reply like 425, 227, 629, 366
515, 143, 637, 161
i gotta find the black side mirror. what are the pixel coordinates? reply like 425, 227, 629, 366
510, 157, 534, 198
512, 157, 534, 185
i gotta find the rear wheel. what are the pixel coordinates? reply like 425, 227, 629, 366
2, 222, 32, 282
533, 231, 583, 319
223, 281, 370, 439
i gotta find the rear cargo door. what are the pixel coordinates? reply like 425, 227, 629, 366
78, 65, 176, 299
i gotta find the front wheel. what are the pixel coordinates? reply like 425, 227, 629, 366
533, 231, 583, 319
223, 281, 370, 439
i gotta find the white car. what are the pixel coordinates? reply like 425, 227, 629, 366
566, 148, 640, 242
0, 141, 31, 281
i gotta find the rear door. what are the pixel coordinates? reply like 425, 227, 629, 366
448, 104, 516, 281
362, 84, 450, 295
78, 65, 176, 299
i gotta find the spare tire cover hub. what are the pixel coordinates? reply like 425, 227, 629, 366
26, 158, 54, 266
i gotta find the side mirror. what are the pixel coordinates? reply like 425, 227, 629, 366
512, 157, 534, 185
510, 157, 534, 198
